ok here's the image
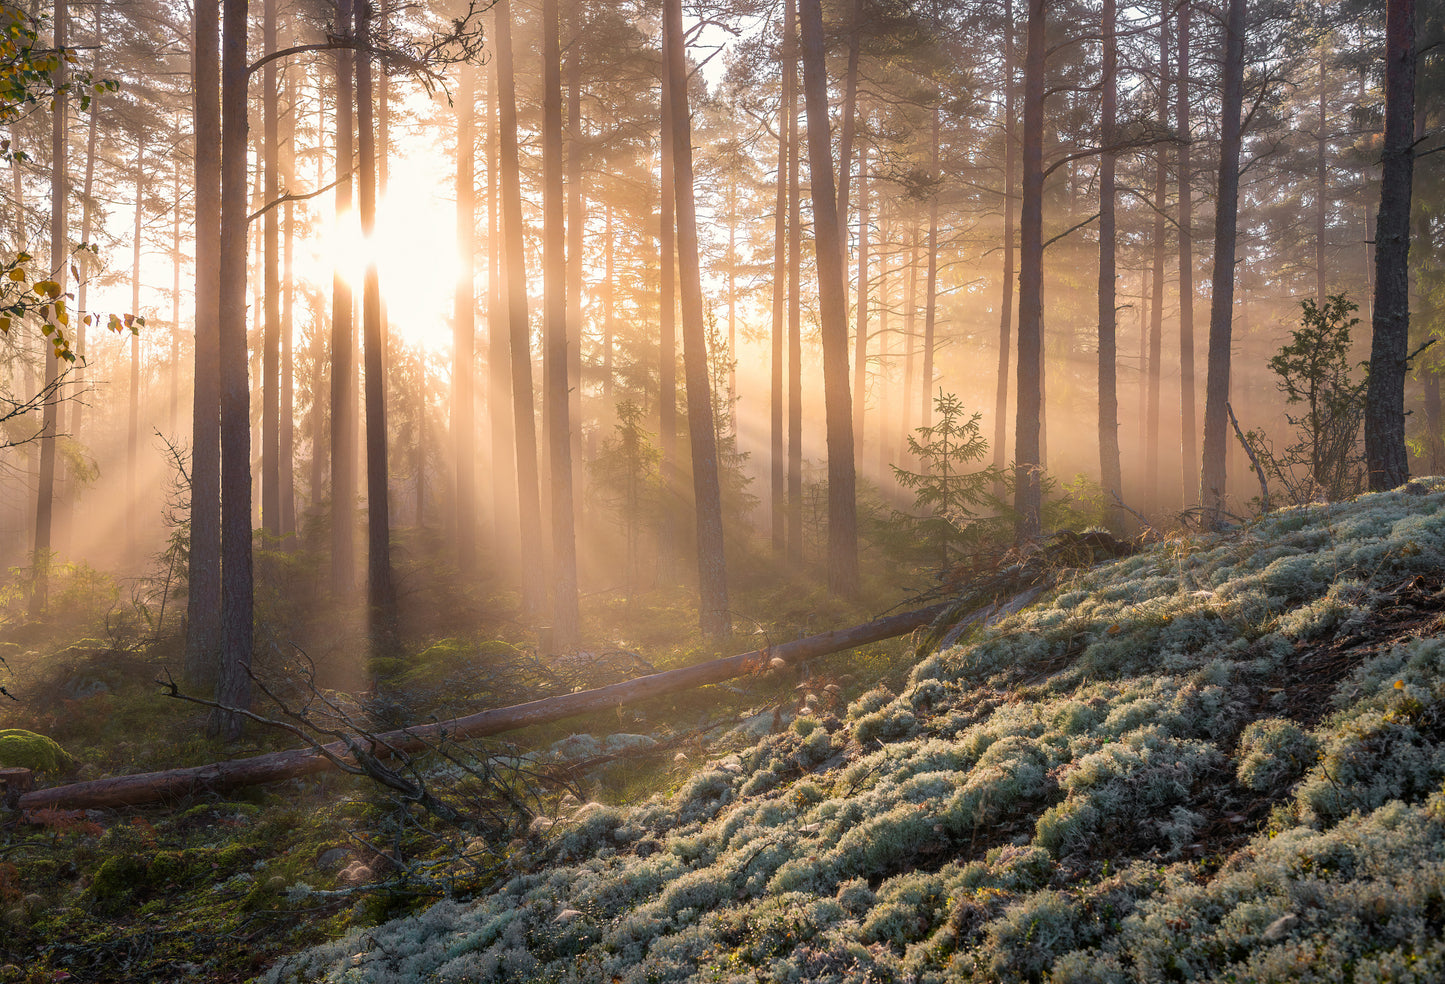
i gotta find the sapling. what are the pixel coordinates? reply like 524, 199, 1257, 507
892, 391, 1001, 566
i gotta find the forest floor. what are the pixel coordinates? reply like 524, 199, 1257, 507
7, 484, 1445, 982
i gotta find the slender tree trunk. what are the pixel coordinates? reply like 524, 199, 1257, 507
1199, 0, 1246, 514
453, 61, 477, 575
770, 16, 789, 553
186, 0, 222, 689
663, 0, 731, 635
330, 0, 356, 596
658, 28, 678, 578
921, 112, 939, 430
835, 0, 861, 271
799, 0, 859, 597
355, 0, 396, 650
1177, 0, 1196, 507
217, 0, 254, 739
261, 0, 280, 537
1145, 7, 1168, 509
565, 17, 585, 534
1097, 0, 1122, 517
485, 49, 516, 559
1365, 0, 1415, 491
1013, 0, 1045, 540
281, 63, 297, 539
603, 197, 614, 406
902, 225, 917, 457
852, 143, 869, 462
31, 0, 66, 615
170, 150, 182, 432
308, 81, 327, 520
876, 217, 891, 474
128, 140, 144, 559
785, 0, 803, 565
543, 0, 580, 648
1315, 45, 1327, 304
994, 0, 1015, 488
496, 0, 546, 613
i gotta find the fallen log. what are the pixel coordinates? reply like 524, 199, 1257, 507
17, 603, 951, 812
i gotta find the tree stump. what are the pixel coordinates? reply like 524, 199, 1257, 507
0, 767, 34, 810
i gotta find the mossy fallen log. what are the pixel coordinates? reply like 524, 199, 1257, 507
16, 603, 954, 812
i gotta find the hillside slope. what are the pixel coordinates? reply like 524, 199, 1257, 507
267, 484, 1445, 984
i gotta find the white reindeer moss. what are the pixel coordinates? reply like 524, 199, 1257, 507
267, 484, 1445, 984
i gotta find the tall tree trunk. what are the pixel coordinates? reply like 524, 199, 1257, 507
31, 0, 66, 615
770, 15, 789, 553
835, 0, 862, 270
1097, 0, 1122, 516
799, 0, 859, 597
1013, 0, 1045, 540
1176, 0, 1196, 507
658, 27, 678, 578
543, 0, 580, 648
308, 80, 328, 520
496, 0, 546, 613
1315, 44, 1327, 304
921, 111, 939, 430
170, 149, 182, 432
186, 0, 222, 689
785, 0, 803, 565
453, 61, 477, 575
1145, 8, 1168, 509
485, 47, 516, 560
902, 225, 917, 457
603, 197, 614, 406
281, 62, 297, 539
217, 0, 254, 739
993, 0, 1015, 488
355, 0, 396, 650
261, 0, 280, 537
876, 217, 891, 474
1365, 0, 1415, 491
852, 143, 869, 461
1199, 0, 1246, 515
663, 0, 731, 635
330, 0, 356, 596
566, 16, 585, 533
128, 140, 143, 559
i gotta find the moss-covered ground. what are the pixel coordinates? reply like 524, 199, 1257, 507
262, 483, 1445, 984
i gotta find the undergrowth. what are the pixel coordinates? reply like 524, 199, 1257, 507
264, 482, 1445, 984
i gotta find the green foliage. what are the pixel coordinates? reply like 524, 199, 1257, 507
589, 401, 661, 597
1246, 294, 1368, 504
891, 391, 1001, 565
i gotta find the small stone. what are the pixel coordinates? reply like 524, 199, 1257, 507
316, 848, 350, 872
336, 862, 372, 887
1262, 913, 1299, 941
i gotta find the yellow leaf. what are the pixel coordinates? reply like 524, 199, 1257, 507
0, 315, 10, 332
7, 268, 24, 281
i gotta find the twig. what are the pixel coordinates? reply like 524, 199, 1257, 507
1108, 488, 1156, 538
1226, 401, 1269, 515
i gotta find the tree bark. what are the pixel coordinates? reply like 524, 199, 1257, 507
993, 0, 1015, 489
355, 0, 396, 651
453, 61, 477, 574
1013, 0, 1045, 540
664, 0, 731, 636
217, 0, 254, 740
566, 17, 585, 534
799, 0, 859, 597
1145, 6, 1168, 509
485, 45, 517, 564
543, 0, 580, 648
852, 143, 869, 462
1365, 0, 1415, 491
281, 63, 297, 540
769, 41, 788, 554
30, 0, 66, 616
186, 0, 222, 690
1199, 0, 1246, 515
495, 0, 546, 614
786, 0, 803, 565
1097, 0, 1122, 519
128, 139, 143, 559
330, 0, 356, 597
261, 0, 280, 537
1177, 0, 1196, 507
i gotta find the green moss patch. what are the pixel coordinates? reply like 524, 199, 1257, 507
0, 729, 73, 775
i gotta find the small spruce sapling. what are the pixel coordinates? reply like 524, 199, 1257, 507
892, 391, 1000, 566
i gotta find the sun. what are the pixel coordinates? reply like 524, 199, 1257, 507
300, 155, 463, 354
